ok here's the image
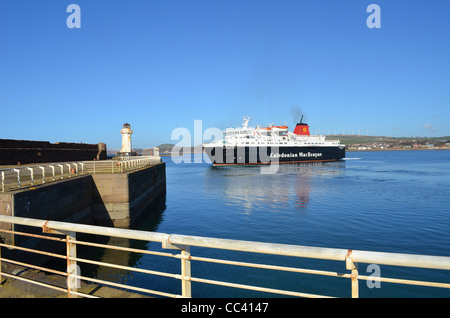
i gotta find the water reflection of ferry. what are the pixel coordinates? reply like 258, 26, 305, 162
206, 161, 345, 213
203, 116, 345, 166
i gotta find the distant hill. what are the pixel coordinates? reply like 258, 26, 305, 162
327, 135, 450, 145
156, 143, 203, 154
157, 136, 450, 148
156, 143, 175, 153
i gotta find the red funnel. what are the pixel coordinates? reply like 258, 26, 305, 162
293, 116, 310, 135
294, 123, 310, 135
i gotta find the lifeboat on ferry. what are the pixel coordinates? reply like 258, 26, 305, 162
259, 127, 272, 134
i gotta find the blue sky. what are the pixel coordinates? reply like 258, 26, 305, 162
1, 0, 449, 148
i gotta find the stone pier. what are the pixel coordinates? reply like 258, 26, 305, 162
92, 162, 166, 227
0, 162, 166, 237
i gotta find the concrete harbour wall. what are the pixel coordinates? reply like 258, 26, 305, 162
0, 162, 166, 245
92, 162, 166, 227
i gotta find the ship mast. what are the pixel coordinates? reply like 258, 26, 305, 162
242, 116, 250, 128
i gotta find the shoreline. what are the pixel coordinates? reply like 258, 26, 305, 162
160, 147, 450, 157
347, 148, 450, 152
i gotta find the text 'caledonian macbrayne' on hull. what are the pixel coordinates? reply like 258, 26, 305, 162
203, 116, 345, 165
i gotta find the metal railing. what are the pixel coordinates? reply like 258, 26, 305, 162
0, 215, 449, 298
0, 156, 161, 192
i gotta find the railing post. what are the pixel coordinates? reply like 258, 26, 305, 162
50, 166, 55, 181
58, 164, 64, 179
13, 169, 20, 189
162, 234, 192, 298
1, 171, 4, 192
181, 246, 192, 298
66, 231, 78, 298
27, 167, 34, 186
39, 166, 45, 183
346, 251, 359, 298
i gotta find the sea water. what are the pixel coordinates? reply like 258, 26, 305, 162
88, 150, 450, 298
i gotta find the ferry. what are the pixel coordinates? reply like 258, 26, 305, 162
203, 116, 345, 165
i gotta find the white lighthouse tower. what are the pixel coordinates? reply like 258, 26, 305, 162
118, 123, 137, 156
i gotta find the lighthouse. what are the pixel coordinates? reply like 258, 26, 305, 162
118, 123, 137, 157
